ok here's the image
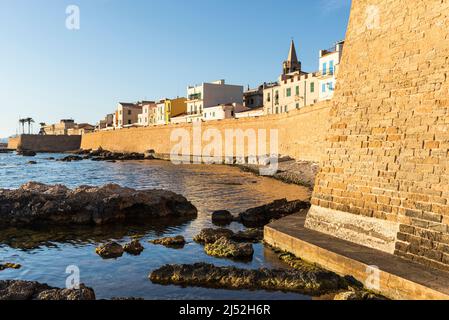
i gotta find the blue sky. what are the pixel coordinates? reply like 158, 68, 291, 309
0, 0, 351, 137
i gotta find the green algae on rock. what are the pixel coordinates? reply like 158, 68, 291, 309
149, 235, 186, 248
149, 263, 349, 296
204, 237, 254, 260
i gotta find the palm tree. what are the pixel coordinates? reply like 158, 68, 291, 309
19, 119, 26, 134
25, 118, 35, 134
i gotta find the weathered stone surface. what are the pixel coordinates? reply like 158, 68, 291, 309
149, 235, 186, 248
0, 263, 21, 271
211, 210, 234, 226
0, 182, 197, 227
96, 242, 124, 259
193, 228, 235, 244
149, 263, 348, 295
0, 280, 95, 300
239, 199, 311, 227
204, 237, 254, 260
123, 240, 144, 255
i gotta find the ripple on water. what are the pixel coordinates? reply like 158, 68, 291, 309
0, 153, 312, 300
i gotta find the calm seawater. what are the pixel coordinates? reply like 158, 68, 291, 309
0, 152, 312, 300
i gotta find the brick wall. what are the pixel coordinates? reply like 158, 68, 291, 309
309, 0, 449, 271
81, 102, 332, 163
8, 135, 82, 152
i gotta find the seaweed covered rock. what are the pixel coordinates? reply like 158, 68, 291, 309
204, 237, 254, 260
96, 242, 124, 259
0, 280, 95, 300
0, 263, 21, 271
149, 263, 348, 296
238, 199, 310, 227
149, 236, 186, 248
232, 229, 264, 243
333, 290, 386, 300
123, 240, 144, 255
0, 182, 197, 227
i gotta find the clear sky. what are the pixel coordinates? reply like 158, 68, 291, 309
0, 0, 351, 137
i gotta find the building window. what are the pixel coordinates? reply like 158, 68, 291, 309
329, 60, 334, 75
267, 93, 271, 102
128, 110, 132, 115
322, 62, 327, 74
286, 88, 291, 97
322, 83, 326, 93
284, 106, 287, 113
295, 86, 300, 96
275, 91, 279, 105
329, 82, 334, 91
275, 107, 279, 114
296, 103, 300, 109
231, 111, 235, 116
128, 120, 131, 125
310, 82, 315, 93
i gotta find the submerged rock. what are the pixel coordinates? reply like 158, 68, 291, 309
211, 210, 234, 226
0, 263, 21, 271
149, 235, 186, 248
238, 199, 311, 227
89, 149, 145, 162
149, 263, 348, 296
95, 242, 124, 259
27, 161, 37, 165
59, 155, 83, 162
0, 182, 197, 227
123, 240, 144, 255
0, 280, 95, 300
193, 228, 235, 244
204, 237, 254, 260
17, 150, 36, 157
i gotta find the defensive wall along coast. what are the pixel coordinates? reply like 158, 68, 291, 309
81, 102, 332, 163
8, 135, 81, 153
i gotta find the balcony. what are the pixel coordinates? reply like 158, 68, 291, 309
317, 69, 335, 79
188, 93, 202, 101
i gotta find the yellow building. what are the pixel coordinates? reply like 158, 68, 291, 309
165, 97, 187, 124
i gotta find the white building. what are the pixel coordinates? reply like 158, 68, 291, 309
155, 100, 167, 126
137, 101, 157, 127
186, 80, 244, 123
235, 107, 265, 119
318, 40, 344, 101
202, 103, 247, 121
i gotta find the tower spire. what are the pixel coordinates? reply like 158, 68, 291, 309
283, 39, 301, 75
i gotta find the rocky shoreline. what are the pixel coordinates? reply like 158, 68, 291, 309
0, 182, 197, 227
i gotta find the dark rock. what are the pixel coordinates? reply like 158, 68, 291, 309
27, 161, 37, 165
144, 150, 156, 160
232, 228, 264, 243
149, 263, 348, 296
96, 242, 124, 259
204, 237, 254, 260
193, 228, 235, 244
0, 182, 197, 227
0, 280, 95, 300
123, 240, 144, 255
149, 235, 186, 248
89, 149, 145, 162
45, 157, 55, 161
238, 199, 311, 227
0, 263, 21, 271
211, 210, 234, 226
17, 150, 36, 157
59, 155, 83, 162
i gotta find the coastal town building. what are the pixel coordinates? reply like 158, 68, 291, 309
186, 80, 244, 123
67, 123, 95, 135
155, 100, 167, 126
202, 103, 247, 121
96, 114, 114, 131
166, 97, 187, 124
318, 40, 344, 101
113, 102, 143, 128
243, 85, 264, 109
235, 107, 265, 119
41, 119, 77, 135
137, 101, 157, 126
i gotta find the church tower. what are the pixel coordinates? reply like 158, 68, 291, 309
282, 40, 301, 75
